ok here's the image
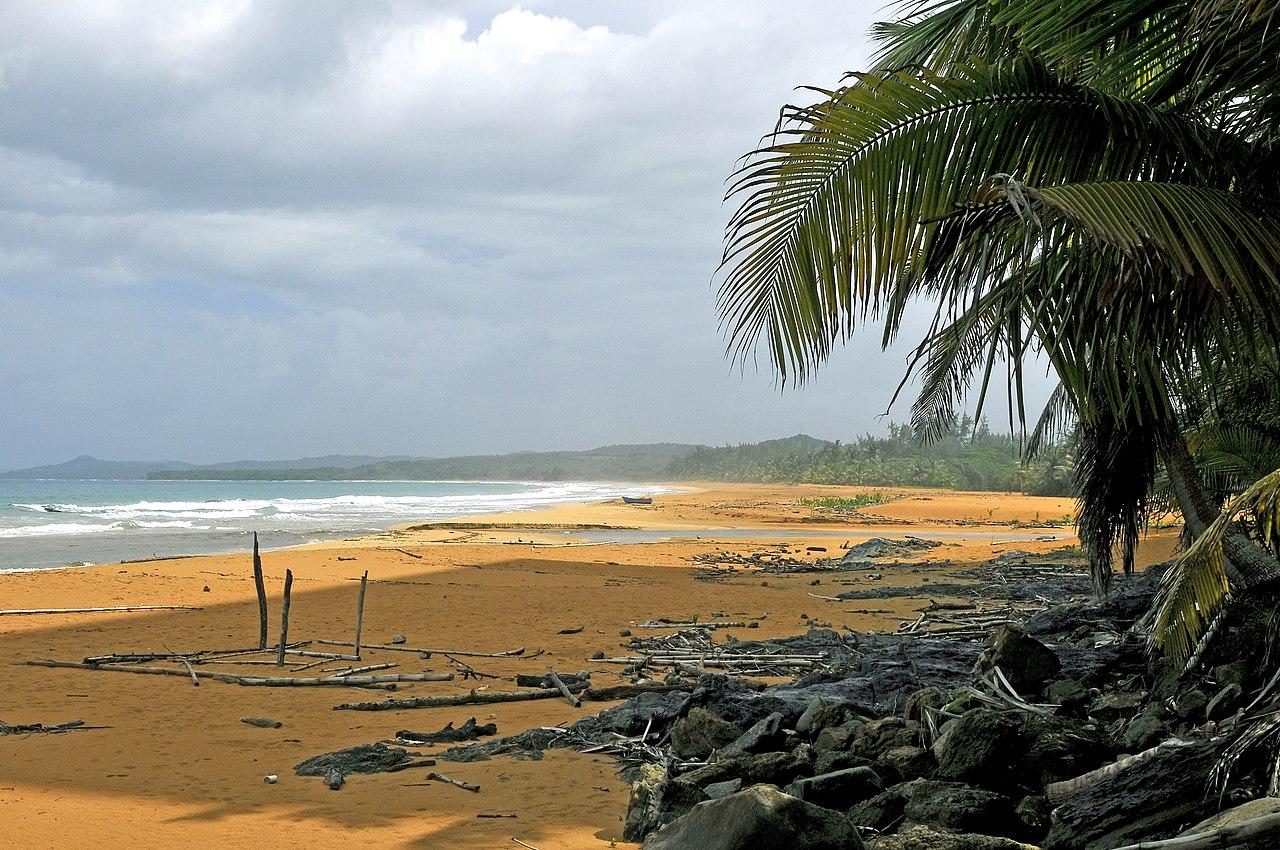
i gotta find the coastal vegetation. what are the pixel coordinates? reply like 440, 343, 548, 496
717, 0, 1280, 664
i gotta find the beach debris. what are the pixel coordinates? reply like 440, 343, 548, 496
476, 812, 517, 819
557, 625, 585, 635
334, 682, 684, 712
295, 743, 435, 789
276, 569, 293, 667
27, 658, 453, 688
264, 774, 278, 784
337, 556, 356, 561
396, 718, 497, 745
317, 639, 526, 658
391, 634, 406, 644
515, 671, 590, 689
511, 838, 541, 849
391, 547, 423, 559
548, 668, 582, 708
241, 716, 283, 729
0, 605, 204, 616
405, 772, 480, 793
253, 532, 268, 650
0, 719, 108, 735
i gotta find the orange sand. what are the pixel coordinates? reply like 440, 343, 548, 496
0, 484, 1173, 848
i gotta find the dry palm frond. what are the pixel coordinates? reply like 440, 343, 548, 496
1153, 466, 1280, 659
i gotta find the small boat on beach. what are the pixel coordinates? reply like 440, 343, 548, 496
621, 496, 653, 505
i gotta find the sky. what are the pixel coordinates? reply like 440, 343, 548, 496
0, 1, 1052, 468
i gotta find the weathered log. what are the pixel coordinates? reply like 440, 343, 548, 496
180, 657, 199, 686
253, 532, 268, 649
412, 772, 479, 792
276, 569, 293, 667
547, 669, 581, 708
241, 716, 282, 729
0, 605, 203, 616
1045, 739, 1199, 804
0, 719, 107, 734
333, 682, 682, 711
27, 659, 452, 687
1109, 810, 1280, 850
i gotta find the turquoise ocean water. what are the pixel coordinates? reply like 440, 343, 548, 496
0, 479, 666, 572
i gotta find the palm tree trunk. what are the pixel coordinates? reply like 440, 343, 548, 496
1164, 437, 1280, 587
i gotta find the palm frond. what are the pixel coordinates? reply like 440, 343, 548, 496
1153, 465, 1280, 659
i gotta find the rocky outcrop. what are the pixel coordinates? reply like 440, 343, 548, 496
642, 785, 865, 850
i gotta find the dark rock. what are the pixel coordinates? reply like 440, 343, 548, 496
1175, 688, 1210, 722
898, 779, 1020, 837
1019, 714, 1114, 787
842, 537, 940, 562
816, 751, 876, 777
799, 698, 849, 736
974, 625, 1061, 694
294, 743, 416, 782
847, 786, 907, 832
814, 723, 857, 753
743, 751, 812, 786
643, 784, 865, 850
785, 767, 883, 809
1120, 705, 1168, 752
625, 764, 669, 841
721, 711, 785, 755
932, 709, 1021, 789
902, 687, 946, 723
851, 717, 921, 760
1045, 737, 1221, 849
1206, 683, 1243, 721
879, 746, 933, 782
705, 779, 743, 799
1046, 679, 1088, 710
866, 825, 1038, 849
670, 708, 744, 760
1015, 795, 1051, 837
1087, 689, 1143, 723
1211, 661, 1247, 688
396, 717, 497, 745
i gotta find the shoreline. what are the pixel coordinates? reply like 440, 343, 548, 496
0, 482, 1174, 849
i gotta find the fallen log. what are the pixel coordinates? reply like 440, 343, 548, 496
0, 605, 203, 616
27, 659, 453, 687
1109, 810, 1280, 850
1045, 739, 1199, 804
0, 719, 108, 734
333, 682, 683, 711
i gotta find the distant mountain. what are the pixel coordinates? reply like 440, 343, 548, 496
148, 443, 704, 482
200, 454, 411, 471
0, 455, 195, 479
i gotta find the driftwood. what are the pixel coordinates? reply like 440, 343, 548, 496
547, 669, 581, 708
277, 569, 293, 667
180, 657, 200, 686
1109, 810, 1280, 850
27, 659, 453, 687
408, 772, 479, 792
0, 719, 107, 734
557, 625, 584, 635
353, 571, 369, 659
1045, 739, 1197, 804
397, 717, 497, 745
317, 639, 526, 658
0, 605, 203, 616
392, 548, 423, 559
241, 716, 282, 728
334, 682, 683, 712
253, 532, 268, 650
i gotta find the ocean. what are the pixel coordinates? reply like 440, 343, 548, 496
0, 479, 668, 572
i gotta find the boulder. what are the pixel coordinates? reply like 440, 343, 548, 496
643, 784, 865, 850
1019, 714, 1114, 787
1206, 683, 1243, 721
704, 779, 743, 800
799, 698, 850, 736
851, 717, 921, 760
847, 787, 908, 833
974, 625, 1061, 694
625, 764, 669, 841
866, 825, 1038, 849
815, 750, 876, 777
720, 711, 785, 755
785, 767, 883, 809
902, 687, 946, 723
878, 746, 934, 782
1015, 795, 1051, 838
899, 779, 1020, 837
932, 709, 1021, 789
670, 708, 744, 759
1120, 704, 1168, 752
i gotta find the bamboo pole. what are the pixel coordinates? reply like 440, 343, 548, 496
353, 570, 368, 660
253, 532, 268, 650
276, 569, 293, 667
27, 659, 452, 687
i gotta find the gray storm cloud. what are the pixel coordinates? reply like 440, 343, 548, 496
0, 1, 1049, 468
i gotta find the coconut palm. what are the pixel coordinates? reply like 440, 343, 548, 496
717, 0, 1280, 656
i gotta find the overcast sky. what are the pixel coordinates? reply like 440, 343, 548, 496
0, 1, 1050, 468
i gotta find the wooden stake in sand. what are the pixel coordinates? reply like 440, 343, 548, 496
253, 532, 269, 650
353, 570, 368, 660
276, 569, 293, 668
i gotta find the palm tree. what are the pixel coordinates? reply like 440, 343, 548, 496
717, 0, 1280, 658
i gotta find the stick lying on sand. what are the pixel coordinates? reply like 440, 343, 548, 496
27, 659, 453, 688
0, 719, 109, 735
0, 606, 203, 616
333, 682, 683, 711
318, 639, 526, 658
403, 772, 480, 792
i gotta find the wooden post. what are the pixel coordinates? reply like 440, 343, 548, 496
253, 532, 268, 650
353, 570, 368, 660
276, 569, 293, 667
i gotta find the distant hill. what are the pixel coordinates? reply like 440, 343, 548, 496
147, 443, 703, 482
0, 455, 195, 479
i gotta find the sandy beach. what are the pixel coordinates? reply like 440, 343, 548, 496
0, 483, 1173, 848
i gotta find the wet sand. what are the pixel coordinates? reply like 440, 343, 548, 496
0, 483, 1174, 848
